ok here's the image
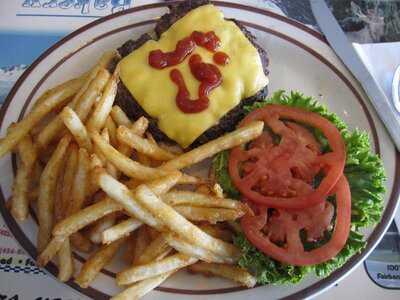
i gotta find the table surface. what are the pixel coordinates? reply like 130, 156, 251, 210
0, 1, 399, 299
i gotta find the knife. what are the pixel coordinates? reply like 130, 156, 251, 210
310, 0, 400, 151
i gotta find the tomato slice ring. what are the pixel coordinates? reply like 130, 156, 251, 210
229, 104, 346, 209
240, 175, 351, 266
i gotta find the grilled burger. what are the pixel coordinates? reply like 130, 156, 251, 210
115, 0, 269, 149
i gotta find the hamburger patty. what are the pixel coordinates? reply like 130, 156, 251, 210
115, 0, 269, 148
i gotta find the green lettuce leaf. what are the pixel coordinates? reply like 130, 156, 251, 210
213, 91, 385, 285
233, 233, 310, 285
213, 151, 240, 199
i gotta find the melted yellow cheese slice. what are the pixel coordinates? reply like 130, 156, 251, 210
119, 4, 269, 148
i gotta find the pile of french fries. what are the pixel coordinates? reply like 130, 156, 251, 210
0, 51, 264, 299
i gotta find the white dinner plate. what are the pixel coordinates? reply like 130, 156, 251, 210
0, 1, 399, 299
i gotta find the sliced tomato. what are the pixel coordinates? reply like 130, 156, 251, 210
241, 175, 351, 266
267, 201, 334, 243
229, 104, 346, 209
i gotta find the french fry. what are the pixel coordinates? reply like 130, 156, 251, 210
105, 116, 118, 146
36, 117, 66, 149
0, 80, 80, 157
75, 236, 126, 288
53, 197, 122, 237
91, 132, 173, 181
39, 230, 95, 267
101, 127, 110, 141
94, 50, 119, 70
162, 232, 232, 264
111, 112, 150, 162
37, 68, 111, 148
29, 110, 59, 140
35, 50, 115, 145
88, 212, 117, 244
95, 169, 160, 229
96, 170, 186, 235
54, 158, 74, 282
16, 132, 37, 167
87, 154, 103, 198
93, 132, 108, 167
61, 144, 78, 212
60, 50, 116, 117
99, 171, 227, 248
102, 218, 142, 245
100, 128, 119, 179
134, 184, 240, 260
117, 125, 176, 161
87, 66, 119, 132
37, 135, 71, 252
40, 155, 65, 269
117, 253, 198, 285
60, 107, 92, 151
111, 271, 174, 300
75, 68, 111, 123
37, 235, 65, 267
179, 174, 205, 185
66, 148, 89, 215
132, 226, 151, 265
110, 105, 131, 127
212, 183, 224, 198
135, 234, 172, 266
162, 191, 244, 210
31, 74, 86, 110
65, 148, 91, 249
173, 206, 244, 223
39, 189, 120, 265
114, 115, 150, 161
111, 108, 148, 138
130, 116, 149, 136
188, 263, 256, 288
99, 171, 184, 242
11, 134, 37, 220
57, 239, 74, 282
109, 108, 133, 160
160, 121, 264, 171
148, 171, 183, 195
90, 153, 104, 169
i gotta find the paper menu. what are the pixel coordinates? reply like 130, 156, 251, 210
0, 0, 135, 33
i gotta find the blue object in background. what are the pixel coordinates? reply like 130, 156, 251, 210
0, 31, 64, 103
0, 32, 64, 68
